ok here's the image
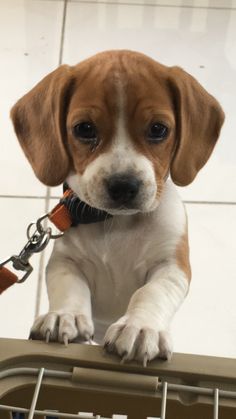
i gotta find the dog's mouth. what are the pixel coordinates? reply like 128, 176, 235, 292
75, 189, 158, 217
79, 193, 142, 216
79, 194, 145, 216
87, 196, 159, 216
103, 205, 140, 216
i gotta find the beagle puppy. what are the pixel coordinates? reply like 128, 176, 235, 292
11, 50, 224, 364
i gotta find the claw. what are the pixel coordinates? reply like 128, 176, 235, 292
120, 351, 128, 364
159, 350, 172, 361
103, 341, 110, 349
28, 331, 34, 340
143, 353, 148, 367
45, 329, 51, 344
63, 333, 69, 347
103, 341, 116, 355
102, 342, 109, 355
84, 332, 91, 343
89, 334, 95, 345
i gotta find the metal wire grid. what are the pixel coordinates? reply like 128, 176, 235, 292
0, 367, 236, 419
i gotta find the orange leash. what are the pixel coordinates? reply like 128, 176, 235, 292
0, 267, 18, 293
49, 188, 74, 231
0, 188, 74, 294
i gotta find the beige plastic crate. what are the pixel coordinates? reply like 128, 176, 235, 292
0, 338, 235, 419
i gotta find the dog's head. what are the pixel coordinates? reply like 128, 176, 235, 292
11, 50, 224, 215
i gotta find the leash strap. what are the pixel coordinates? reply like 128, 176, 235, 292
0, 188, 74, 294
49, 188, 73, 231
0, 267, 18, 293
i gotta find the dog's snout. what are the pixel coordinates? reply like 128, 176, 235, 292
107, 174, 141, 204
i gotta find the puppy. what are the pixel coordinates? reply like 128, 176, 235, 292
11, 50, 224, 364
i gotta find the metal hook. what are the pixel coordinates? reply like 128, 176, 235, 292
36, 214, 63, 239
0, 211, 64, 287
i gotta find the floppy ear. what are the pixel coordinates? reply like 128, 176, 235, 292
169, 66, 225, 186
10, 65, 74, 186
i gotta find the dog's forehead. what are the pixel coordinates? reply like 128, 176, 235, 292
69, 51, 173, 115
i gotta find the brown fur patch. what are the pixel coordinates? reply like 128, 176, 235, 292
176, 228, 191, 282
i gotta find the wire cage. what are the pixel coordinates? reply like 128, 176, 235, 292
0, 338, 235, 419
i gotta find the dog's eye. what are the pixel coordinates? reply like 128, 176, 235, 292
73, 122, 97, 142
147, 123, 168, 142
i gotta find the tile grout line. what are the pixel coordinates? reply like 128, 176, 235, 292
184, 200, 236, 206
34, 0, 69, 320
59, 0, 69, 66
68, 0, 236, 11
0, 195, 48, 199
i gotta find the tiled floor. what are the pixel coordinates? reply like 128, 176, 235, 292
0, 0, 235, 364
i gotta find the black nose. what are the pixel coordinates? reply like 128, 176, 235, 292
107, 174, 141, 204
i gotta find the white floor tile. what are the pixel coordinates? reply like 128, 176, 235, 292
63, 1, 236, 202
173, 203, 236, 358
0, 198, 45, 339
0, 0, 64, 196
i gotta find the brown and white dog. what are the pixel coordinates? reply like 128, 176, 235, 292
11, 50, 224, 364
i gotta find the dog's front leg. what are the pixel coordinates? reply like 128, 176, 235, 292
30, 251, 94, 344
104, 264, 189, 364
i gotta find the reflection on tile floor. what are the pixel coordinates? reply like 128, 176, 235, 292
0, 0, 235, 359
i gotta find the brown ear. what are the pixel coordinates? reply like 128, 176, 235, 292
169, 66, 225, 186
10, 65, 74, 186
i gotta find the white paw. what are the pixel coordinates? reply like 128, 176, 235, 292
103, 313, 172, 365
29, 311, 94, 344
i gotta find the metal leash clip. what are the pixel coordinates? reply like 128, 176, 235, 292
0, 214, 62, 284
0, 188, 73, 293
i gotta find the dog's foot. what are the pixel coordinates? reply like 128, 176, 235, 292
103, 313, 172, 365
29, 311, 94, 344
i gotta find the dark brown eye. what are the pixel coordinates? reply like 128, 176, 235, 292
148, 123, 168, 142
73, 122, 97, 143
